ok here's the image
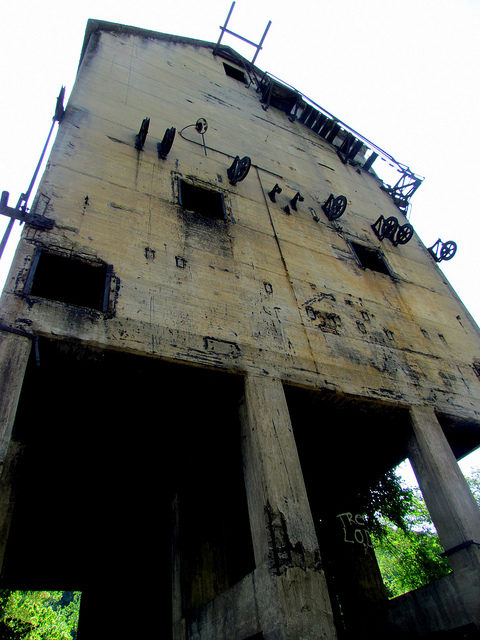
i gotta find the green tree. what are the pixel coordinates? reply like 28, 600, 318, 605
0, 590, 80, 640
467, 467, 480, 505
371, 466, 480, 598
372, 488, 450, 597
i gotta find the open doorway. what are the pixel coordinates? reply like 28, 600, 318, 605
284, 384, 411, 637
2, 339, 254, 637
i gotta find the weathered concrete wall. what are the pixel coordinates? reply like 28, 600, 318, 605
0, 25, 479, 420
386, 571, 476, 636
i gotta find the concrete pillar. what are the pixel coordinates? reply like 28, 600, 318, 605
408, 405, 480, 626
172, 493, 186, 640
0, 330, 32, 572
0, 331, 32, 462
239, 374, 337, 639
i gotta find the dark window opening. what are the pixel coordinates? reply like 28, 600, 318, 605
178, 179, 226, 220
350, 242, 391, 276
223, 62, 246, 83
24, 250, 111, 312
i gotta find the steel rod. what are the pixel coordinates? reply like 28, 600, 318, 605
0, 117, 57, 260
251, 20, 272, 64
213, 1, 235, 55
221, 28, 259, 48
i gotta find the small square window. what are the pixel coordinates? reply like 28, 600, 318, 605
24, 249, 112, 312
223, 63, 246, 83
350, 241, 391, 276
178, 179, 226, 221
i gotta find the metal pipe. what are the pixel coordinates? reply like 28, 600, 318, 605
23, 117, 56, 208
0, 117, 56, 260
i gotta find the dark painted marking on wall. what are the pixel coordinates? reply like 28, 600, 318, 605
439, 371, 456, 388
203, 337, 240, 358
357, 321, 367, 334
107, 135, 130, 146
265, 503, 292, 575
145, 247, 156, 260
315, 312, 342, 334
175, 256, 186, 269
264, 282, 273, 295
303, 293, 336, 307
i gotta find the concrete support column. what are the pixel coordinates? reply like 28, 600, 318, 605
0, 331, 32, 463
408, 405, 480, 626
0, 330, 32, 572
239, 374, 337, 639
172, 494, 186, 640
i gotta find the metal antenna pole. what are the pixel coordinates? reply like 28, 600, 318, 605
213, 2, 235, 56
0, 87, 65, 261
251, 20, 272, 65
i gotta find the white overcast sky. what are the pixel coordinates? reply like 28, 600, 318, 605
1, 0, 480, 474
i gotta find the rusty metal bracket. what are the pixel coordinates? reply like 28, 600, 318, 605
0, 86, 65, 259
322, 194, 347, 221
157, 127, 176, 160
428, 238, 457, 262
337, 133, 364, 165
0, 192, 54, 231
54, 86, 66, 123
289, 192, 304, 211
268, 184, 282, 202
371, 215, 413, 247
135, 117, 150, 151
381, 169, 423, 214
227, 156, 251, 185
0, 321, 40, 366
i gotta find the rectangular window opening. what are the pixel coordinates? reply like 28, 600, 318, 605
25, 250, 112, 312
222, 62, 246, 83
178, 179, 226, 221
350, 241, 391, 276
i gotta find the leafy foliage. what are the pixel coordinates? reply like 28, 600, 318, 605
0, 590, 80, 640
372, 488, 450, 597
468, 468, 480, 505
371, 466, 480, 598
362, 469, 415, 538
